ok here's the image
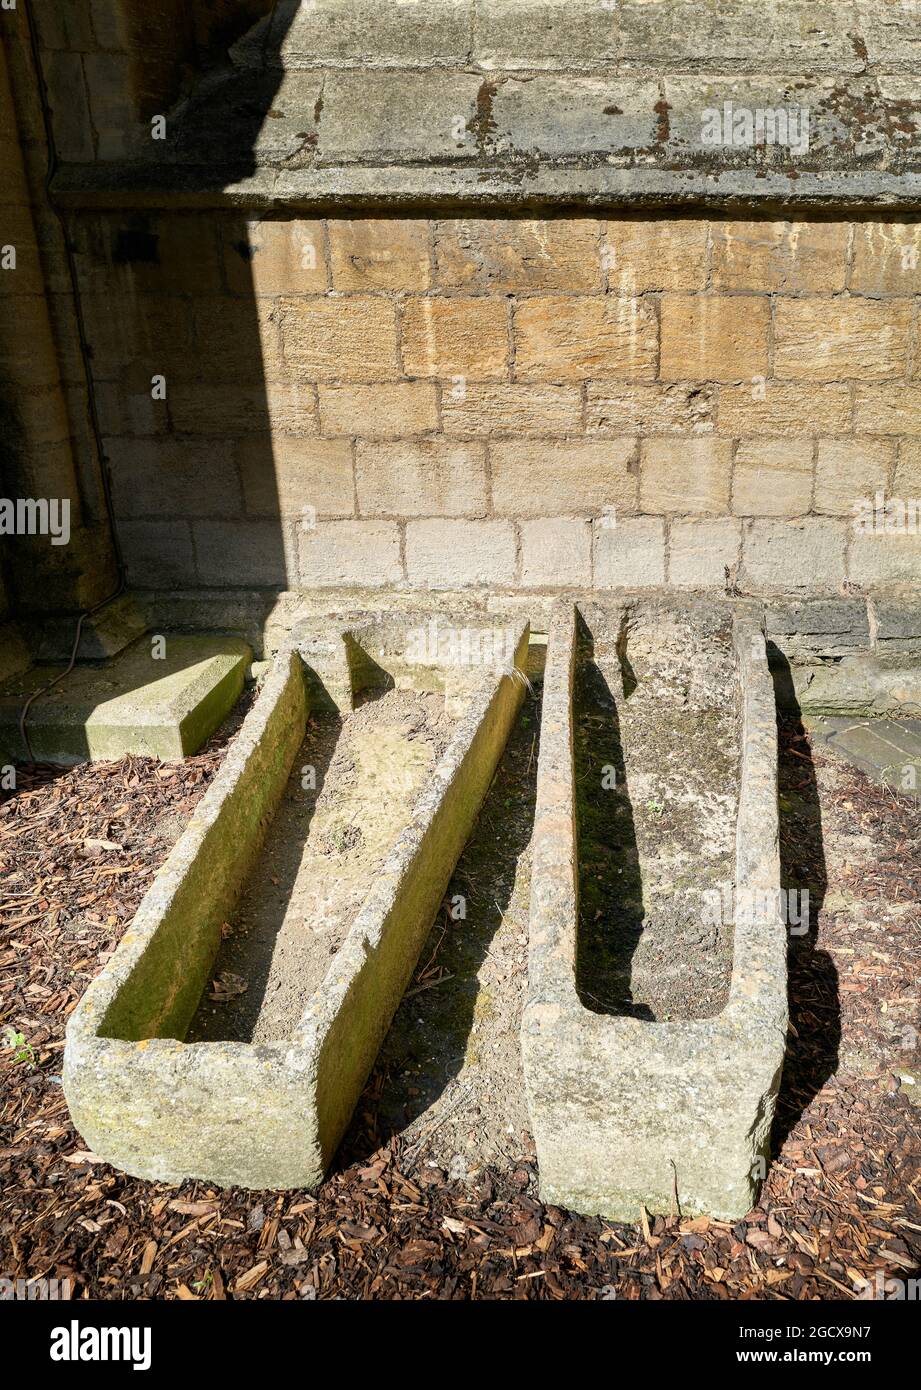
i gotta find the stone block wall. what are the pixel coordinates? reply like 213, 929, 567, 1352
0, 24, 116, 615
5, 0, 921, 613
72, 211, 921, 594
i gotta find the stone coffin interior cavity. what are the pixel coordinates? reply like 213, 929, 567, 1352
573, 604, 740, 1022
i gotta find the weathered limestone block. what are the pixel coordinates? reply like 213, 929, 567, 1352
491, 439, 636, 518
404, 519, 517, 587
434, 218, 602, 293
515, 295, 657, 381
64, 617, 530, 1189
603, 220, 709, 293
774, 299, 912, 381
640, 438, 732, 514
522, 604, 787, 1220
792, 655, 921, 718
401, 296, 508, 379
355, 440, 488, 519
319, 383, 438, 438
0, 635, 251, 764
764, 598, 871, 661
668, 518, 741, 589
711, 221, 848, 293
441, 383, 583, 438
717, 384, 851, 439
814, 440, 893, 517
849, 533, 921, 588
872, 598, 921, 657
298, 520, 403, 588
855, 384, 921, 437
239, 436, 354, 518
660, 295, 770, 382
329, 218, 431, 291
587, 382, 714, 437
520, 518, 592, 589
732, 440, 813, 518
275, 295, 400, 382
593, 517, 665, 588
741, 519, 846, 592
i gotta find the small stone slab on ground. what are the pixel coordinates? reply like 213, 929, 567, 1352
805, 716, 921, 799
0, 634, 251, 764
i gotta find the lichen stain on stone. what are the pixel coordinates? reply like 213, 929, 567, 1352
467, 79, 498, 153
654, 99, 672, 146
848, 30, 869, 67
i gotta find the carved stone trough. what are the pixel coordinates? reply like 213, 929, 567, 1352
64, 613, 529, 1189
522, 601, 788, 1220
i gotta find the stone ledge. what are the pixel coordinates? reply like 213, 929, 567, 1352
28, 593, 147, 664
47, 0, 921, 214
51, 162, 921, 215
125, 587, 921, 668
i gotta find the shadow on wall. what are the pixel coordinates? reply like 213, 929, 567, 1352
50, 1, 304, 595
768, 644, 840, 1153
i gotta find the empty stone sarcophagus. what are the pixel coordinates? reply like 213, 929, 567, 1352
64, 614, 529, 1189
522, 601, 788, 1220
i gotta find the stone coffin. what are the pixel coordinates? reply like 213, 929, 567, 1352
64, 614, 529, 1189
522, 602, 788, 1220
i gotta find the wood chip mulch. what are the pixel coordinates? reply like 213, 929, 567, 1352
0, 711, 919, 1300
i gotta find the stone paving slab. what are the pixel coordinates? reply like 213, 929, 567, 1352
0, 635, 251, 764
806, 715, 921, 798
